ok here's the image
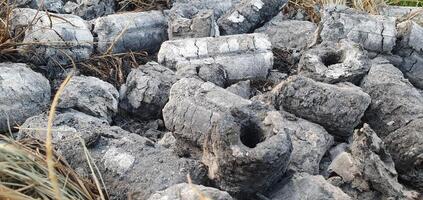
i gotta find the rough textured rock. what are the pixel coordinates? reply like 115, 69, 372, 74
274, 75, 371, 137
388, 50, 423, 89
226, 80, 251, 99
383, 118, 423, 191
17, 111, 111, 176
298, 40, 370, 84
15, 0, 115, 19
19, 111, 207, 200
320, 5, 396, 53
0, 63, 50, 133
361, 58, 423, 190
90, 132, 207, 200
93, 11, 167, 54
255, 16, 317, 50
63, 0, 115, 20
396, 21, 423, 53
392, 20, 423, 89
158, 33, 273, 84
253, 13, 316, 74
158, 132, 176, 149
171, 0, 241, 18
168, 9, 219, 39
10, 8, 93, 66
266, 111, 334, 174
148, 183, 234, 200
268, 172, 352, 200
360, 58, 423, 135
57, 76, 118, 123
217, 0, 288, 35
327, 124, 418, 199
267, 70, 288, 85
379, 5, 423, 27
163, 78, 292, 198
119, 62, 178, 120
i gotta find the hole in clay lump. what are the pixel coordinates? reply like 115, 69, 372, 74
321, 51, 345, 67
240, 121, 265, 148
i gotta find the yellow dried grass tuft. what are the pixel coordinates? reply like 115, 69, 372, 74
0, 135, 101, 200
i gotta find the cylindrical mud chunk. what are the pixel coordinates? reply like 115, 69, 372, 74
217, 0, 288, 35
298, 40, 370, 84
163, 78, 292, 198
158, 33, 273, 84
93, 10, 167, 54
119, 62, 177, 120
274, 75, 371, 137
0, 63, 50, 133
360, 58, 423, 136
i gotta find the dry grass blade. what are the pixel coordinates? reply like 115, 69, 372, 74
78, 137, 108, 200
46, 51, 76, 200
117, 0, 170, 11
186, 174, 211, 200
0, 135, 100, 200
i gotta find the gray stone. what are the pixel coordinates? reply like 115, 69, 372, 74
168, 9, 219, 39
10, 8, 93, 66
17, 111, 111, 177
226, 80, 251, 99
266, 111, 334, 174
35, 0, 63, 12
384, 118, 423, 191
396, 20, 423, 53
360, 57, 423, 136
0, 63, 51, 133
267, 70, 288, 85
387, 49, 423, 89
57, 76, 119, 123
91, 133, 207, 200
158, 33, 273, 84
320, 5, 396, 53
361, 58, 423, 191
93, 11, 167, 54
170, 0, 241, 18
327, 124, 418, 199
18, 111, 207, 200
10, 0, 35, 7
217, 0, 288, 35
379, 5, 423, 27
273, 75, 371, 137
196, 63, 229, 87
392, 20, 423, 89
268, 172, 352, 200
298, 40, 370, 84
255, 16, 317, 50
119, 62, 177, 120
16, 0, 115, 19
163, 78, 292, 198
63, 0, 115, 20
148, 183, 234, 200
329, 143, 348, 160
158, 132, 176, 149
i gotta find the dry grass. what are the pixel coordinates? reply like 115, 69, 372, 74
288, 0, 420, 22
0, 135, 101, 200
77, 51, 151, 87
0, 0, 18, 61
116, 0, 170, 12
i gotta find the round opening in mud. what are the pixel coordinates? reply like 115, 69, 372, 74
240, 122, 265, 148
321, 51, 344, 67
